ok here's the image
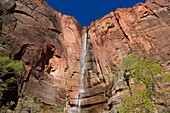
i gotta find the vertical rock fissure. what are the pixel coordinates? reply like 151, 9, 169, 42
114, 12, 130, 41
144, 5, 160, 18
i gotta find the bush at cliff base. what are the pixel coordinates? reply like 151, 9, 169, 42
117, 53, 170, 113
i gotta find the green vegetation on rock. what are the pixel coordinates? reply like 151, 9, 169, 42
119, 88, 158, 113
0, 56, 23, 111
0, 56, 23, 75
116, 53, 168, 113
117, 53, 164, 89
14, 96, 42, 113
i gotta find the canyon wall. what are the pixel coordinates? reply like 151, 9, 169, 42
87, 0, 170, 111
0, 0, 170, 112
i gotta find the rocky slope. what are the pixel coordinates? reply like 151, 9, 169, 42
0, 0, 170, 113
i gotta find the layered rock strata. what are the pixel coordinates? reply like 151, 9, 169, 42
0, 0, 170, 112
87, 0, 170, 110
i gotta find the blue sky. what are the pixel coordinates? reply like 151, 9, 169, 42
46, 0, 146, 26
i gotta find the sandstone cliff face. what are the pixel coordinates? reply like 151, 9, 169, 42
0, 0, 170, 113
87, 0, 170, 110
88, 0, 170, 72
0, 0, 83, 112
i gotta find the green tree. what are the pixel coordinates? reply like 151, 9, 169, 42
0, 56, 23, 110
0, 56, 23, 75
119, 89, 156, 113
117, 53, 165, 113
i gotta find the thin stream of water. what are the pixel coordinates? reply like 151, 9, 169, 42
80, 32, 87, 92
65, 32, 87, 113
75, 32, 87, 112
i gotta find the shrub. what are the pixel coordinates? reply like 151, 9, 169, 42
119, 89, 155, 113
0, 56, 23, 75
0, 56, 23, 110
117, 53, 165, 113
117, 53, 164, 89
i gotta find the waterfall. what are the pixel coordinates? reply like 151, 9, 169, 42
80, 32, 87, 92
65, 32, 87, 113
75, 32, 87, 111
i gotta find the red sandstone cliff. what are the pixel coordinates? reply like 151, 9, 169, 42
0, 0, 169, 113
87, 0, 170, 111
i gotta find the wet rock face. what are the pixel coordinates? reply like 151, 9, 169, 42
0, 0, 170, 112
